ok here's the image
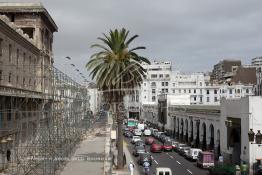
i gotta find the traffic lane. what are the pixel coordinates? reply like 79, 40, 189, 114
150, 138, 209, 175
169, 151, 209, 175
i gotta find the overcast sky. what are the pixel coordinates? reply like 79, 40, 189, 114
2, 0, 262, 83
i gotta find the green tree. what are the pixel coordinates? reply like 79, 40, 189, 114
86, 28, 150, 168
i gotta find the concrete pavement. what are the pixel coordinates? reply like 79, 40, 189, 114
60, 118, 106, 175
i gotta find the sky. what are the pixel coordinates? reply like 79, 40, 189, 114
2, 0, 262, 83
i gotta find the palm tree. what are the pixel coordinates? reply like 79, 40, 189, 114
86, 28, 150, 168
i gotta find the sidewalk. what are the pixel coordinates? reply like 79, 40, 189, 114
60, 123, 106, 175
112, 140, 140, 175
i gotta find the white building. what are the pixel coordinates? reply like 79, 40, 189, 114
220, 96, 262, 174
251, 57, 262, 96
88, 87, 100, 116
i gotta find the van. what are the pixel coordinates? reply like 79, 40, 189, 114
155, 167, 172, 175
197, 151, 215, 168
186, 148, 202, 161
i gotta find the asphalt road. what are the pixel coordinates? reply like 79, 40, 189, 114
125, 135, 209, 175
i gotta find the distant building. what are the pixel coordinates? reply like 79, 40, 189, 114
251, 57, 262, 96
211, 59, 242, 83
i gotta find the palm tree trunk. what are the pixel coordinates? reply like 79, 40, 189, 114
117, 116, 124, 169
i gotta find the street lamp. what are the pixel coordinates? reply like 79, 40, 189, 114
225, 120, 232, 127
248, 129, 262, 145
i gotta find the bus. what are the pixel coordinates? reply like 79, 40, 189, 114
127, 118, 138, 128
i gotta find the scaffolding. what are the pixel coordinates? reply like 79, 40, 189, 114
0, 65, 91, 175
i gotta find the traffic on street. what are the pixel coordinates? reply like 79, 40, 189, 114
124, 119, 210, 175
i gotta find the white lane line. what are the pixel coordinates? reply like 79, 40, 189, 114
176, 160, 181, 165
170, 155, 174, 159
187, 169, 193, 174
154, 159, 159, 165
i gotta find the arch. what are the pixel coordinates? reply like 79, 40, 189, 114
185, 119, 189, 143
176, 118, 180, 140
201, 122, 207, 150
190, 120, 193, 145
209, 124, 215, 150
216, 129, 221, 159
229, 128, 241, 164
195, 120, 200, 148
180, 119, 184, 142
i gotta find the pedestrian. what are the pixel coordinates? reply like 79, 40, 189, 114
235, 165, 241, 175
128, 161, 135, 175
240, 161, 248, 175
123, 153, 126, 166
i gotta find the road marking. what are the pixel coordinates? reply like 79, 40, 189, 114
154, 159, 159, 165
187, 169, 193, 174
170, 155, 174, 159
176, 161, 181, 165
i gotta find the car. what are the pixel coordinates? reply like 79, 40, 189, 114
145, 137, 155, 145
171, 141, 179, 150
156, 132, 165, 139
133, 146, 146, 156
134, 140, 145, 147
150, 143, 162, 153
186, 148, 202, 161
125, 131, 133, 138
161, 143, 173, 151
176, 143, 187, 152
144, 129, 152, 136
134, 129, 142, 136
137, 153, 152, 166
155, 167, 172, 175
179, 146, 191, 156
131, 136, 141, 144
197, 151, 215, 168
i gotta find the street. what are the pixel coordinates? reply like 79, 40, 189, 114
125, 136, 209, 175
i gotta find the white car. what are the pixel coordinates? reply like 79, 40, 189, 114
186, 148, 202, 160
144, 129, 152, 136
131, 136, 141, 143
155, 167, 172, 175
134, 129, 142, 136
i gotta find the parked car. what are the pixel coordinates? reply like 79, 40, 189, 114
161, 142, 173, 151
176, 143, 187, 152
152, 129, 158, 137
186, 148, 202, 161
144, 129, 152, 136
145, 137, 155, 145
155, 167, 172, 175
163, 136, 172, 143
171, 141, 179, 150
134, 129, 142, 136
156, 132, 165, 140
131, 136, 141, 144
197, 151, 215, 169
150, 143, 162, 153
179, 146, 191, 156
137, 153, 152, 166
133, 146, 146, 157
124, 131, 133, 138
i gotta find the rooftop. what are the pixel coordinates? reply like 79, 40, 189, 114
0, 2, 58, 32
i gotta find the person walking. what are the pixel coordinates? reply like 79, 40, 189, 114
235, 165, 241, 175
128, 161, 135, 175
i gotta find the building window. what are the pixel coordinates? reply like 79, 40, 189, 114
165, 82, 168, 86
162, 82, 165, 86
237, 89, 241, 93
214, 89, 217, 94
189, 89, 191, 93
0, 38, 3, 56
200, 89, 202, 94
229, 89, 233, 94
194, 97, 196, 101
194, 89, 196, 94
152, 96, 156, 101
179, 89, 181, 93
8, 73, 11, 83
9, 44, 12, 63
151, 74, 157, 78
214, 97, 218, 102
184, 89, 186, 93
246, 89, 249, 94
165, 74, 170, 78
152, 89, 156, 94
207, 97, 210, 102
144, 83, 146, 86
159, 74, 163, 78
200, 97, 202, 102
0, 70, 2, 81
206, 90, 210, 94
23, 53, 26, 66
23, 78, 25, 86
16, 76, 19, 84
173, 89, 175, 93
200, 82, 202, 86
173, 83, 175, 87
165, 89, 168, 93
151, 82, 156, 87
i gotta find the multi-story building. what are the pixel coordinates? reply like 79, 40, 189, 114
0, 2, 57, 172
251, 57, 262, 96
211, 59, 242, 82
